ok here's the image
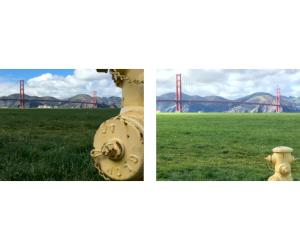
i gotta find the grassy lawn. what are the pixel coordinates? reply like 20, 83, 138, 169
157, 113, 300, 181
0, 109, 119, 181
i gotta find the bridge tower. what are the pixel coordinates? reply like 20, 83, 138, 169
176, 74, 182, 112
93, 90, 97, 108
276, 87, 281, 113
19, 80, 25, 109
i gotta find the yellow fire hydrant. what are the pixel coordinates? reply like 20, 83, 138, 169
90, 69, 144, 181
265, 146, 296, 181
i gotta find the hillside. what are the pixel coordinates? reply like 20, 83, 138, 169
0, 94, 121, 108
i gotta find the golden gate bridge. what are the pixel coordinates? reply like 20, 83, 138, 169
0, 80, 98, 108
156, 74, 282, 112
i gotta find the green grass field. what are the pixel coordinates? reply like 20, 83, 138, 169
157, 113, 300, 181
0, 109, 119, 181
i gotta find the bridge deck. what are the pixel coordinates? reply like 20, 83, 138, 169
156, 99, 278, 107
0, 98, 95, 105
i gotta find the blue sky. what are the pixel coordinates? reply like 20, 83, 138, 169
0, 69, 74, 82
0, 69, 121, 98
157, 69, 300, 98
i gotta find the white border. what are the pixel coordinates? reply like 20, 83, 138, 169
1, 0, 300, 249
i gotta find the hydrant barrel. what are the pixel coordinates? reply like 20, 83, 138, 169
91, 69, 144, 181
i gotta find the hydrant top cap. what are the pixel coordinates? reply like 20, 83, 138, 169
272, 146, 293, 153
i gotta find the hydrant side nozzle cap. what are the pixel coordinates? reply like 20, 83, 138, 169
265, 155, 272, 162
272, 146, 293, 153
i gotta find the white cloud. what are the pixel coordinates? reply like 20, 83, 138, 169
156, 69, 300, 98
73, 69, 105, 81
0, 69, 121, 98
0, 83, 17, 96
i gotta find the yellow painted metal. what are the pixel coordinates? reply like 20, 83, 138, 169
91, 69, 144, 181
265, 146, 296, 181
